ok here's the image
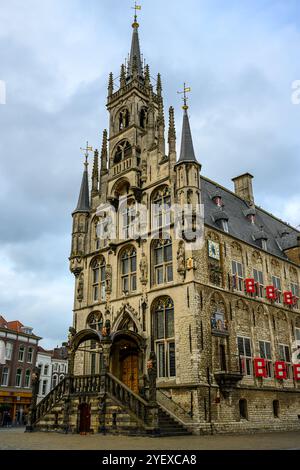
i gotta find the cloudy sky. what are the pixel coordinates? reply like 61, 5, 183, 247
0, 0, 299, 349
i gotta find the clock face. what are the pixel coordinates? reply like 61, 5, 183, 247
208, 240, 220, 260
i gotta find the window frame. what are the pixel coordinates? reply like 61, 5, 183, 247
18, 345, 25, 362
237, 336, 253, 376
253, 268, 264, 297
91, 257, 106, 302
120, 247, 137, 294
15, 368, 22, 387
278, 343, 291, 379
153, 298, 176, 379
232, 260, 244, 291
259, 340, 273, 378
153, 238, 173, 286
271, 275, 282, 303
1, 367, 9, 386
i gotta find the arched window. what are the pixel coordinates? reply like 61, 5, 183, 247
119, 108, 130, 130
273, 400, 280, 418
15, 368, 22, 387
18, 345, 25, 362
239, 399, 248, 420
153, 297, 175, 378
120, 199, 136, 240
140, 107, 147, 128
87, 312, 103, 331
52, 375, 58, 388
121, 247, 137, 294
152, 186, 171, 231
153, 238, 173, 285
91, 257, 106, 302
27, 347, 33, 363
113, 140, 132, 164
25, 369, 31, 388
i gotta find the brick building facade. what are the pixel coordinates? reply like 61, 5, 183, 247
0, 316, 41, 425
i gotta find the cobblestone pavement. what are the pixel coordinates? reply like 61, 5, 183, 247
0, 427, 299, 450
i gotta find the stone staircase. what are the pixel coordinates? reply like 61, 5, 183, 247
157, 408, 192, 436
31, 373, 192, 436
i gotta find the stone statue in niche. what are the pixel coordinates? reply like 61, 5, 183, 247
105, 264, 112, 294
177, 241, 186, 274
139, 252, 148, 284
77, 274, 84, 302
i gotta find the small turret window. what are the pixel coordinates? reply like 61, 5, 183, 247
113, 140, 132, 164
119, 108, 130, 131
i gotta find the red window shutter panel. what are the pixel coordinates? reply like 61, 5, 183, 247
266, 285, 276, 300
293, 364, 300, 381
274, 361, 287, 380
245, 278, 256, 294
283, 291, 293, 305
254, 358, 267, 377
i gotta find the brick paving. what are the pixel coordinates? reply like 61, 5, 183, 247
0, 427, 299, 450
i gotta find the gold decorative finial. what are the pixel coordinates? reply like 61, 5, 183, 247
131, 1, 141, 27
177, 83, 191, 110
80, 141, 93, 167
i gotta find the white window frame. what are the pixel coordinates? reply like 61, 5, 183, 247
18, 345, 25, 362
272, 275, 282, 303
237, 336, 253, 376
5, 342, 13, 360
232, 260, 244, 291
259, 340, 273, 378
278, 344, 291, 379
1, 367, 9, 386
253, 268, 264, 297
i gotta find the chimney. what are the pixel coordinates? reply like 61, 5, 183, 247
232, 173, 254, 206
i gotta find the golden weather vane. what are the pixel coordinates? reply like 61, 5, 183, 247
132, 1, 142, 23
80, 141, 93, 166
177, 83, 191, 110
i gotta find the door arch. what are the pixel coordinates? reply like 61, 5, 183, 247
110, 332, 144, 394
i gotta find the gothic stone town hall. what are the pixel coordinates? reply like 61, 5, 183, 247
32, 15, 300, 436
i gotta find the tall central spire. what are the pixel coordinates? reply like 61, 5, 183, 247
127, 6, 143, 80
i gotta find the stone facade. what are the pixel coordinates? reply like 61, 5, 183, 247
38, 16, 300, 435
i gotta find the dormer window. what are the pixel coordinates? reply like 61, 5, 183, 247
211, 188, 223, 207
214, 196, 222, 207
222, 220, 229, 233
261, 239, 267, 251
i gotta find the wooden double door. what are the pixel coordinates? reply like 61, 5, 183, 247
121, 354, 139, 394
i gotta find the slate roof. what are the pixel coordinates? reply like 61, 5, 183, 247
73, 163, 90, 214
201, 175, 300, 260
127, 21, 143, 80
177, 108, 199, 165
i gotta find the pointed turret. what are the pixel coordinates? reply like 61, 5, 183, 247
177, 104, 199, 165
73, 159, 90, 214
168, 106, 176, 154
127, 15, 143, 81
175, 86, 201, 205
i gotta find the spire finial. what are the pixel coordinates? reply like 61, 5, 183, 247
80, 141, 93, 168
177, 83, 191, 111
131, 2, 141, 28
